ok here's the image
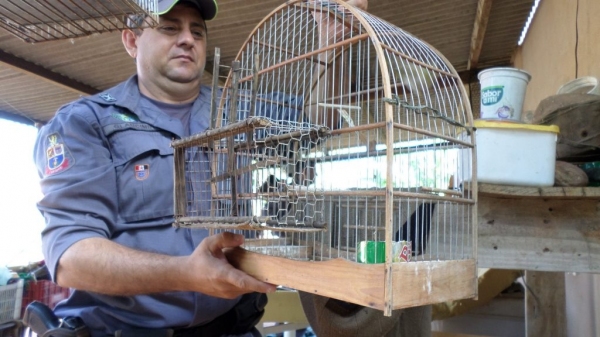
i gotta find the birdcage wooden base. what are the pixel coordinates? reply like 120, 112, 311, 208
226, 247, 477, 315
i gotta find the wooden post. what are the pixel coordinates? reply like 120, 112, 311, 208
524, 271, 566, 337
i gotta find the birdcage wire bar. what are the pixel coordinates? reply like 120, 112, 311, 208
0, 0, 157, 42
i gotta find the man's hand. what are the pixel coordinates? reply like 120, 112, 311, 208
183, 232, 277, 299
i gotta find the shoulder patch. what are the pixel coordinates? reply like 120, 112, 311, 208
45, 133, 74, 176
99, 93, 117, 102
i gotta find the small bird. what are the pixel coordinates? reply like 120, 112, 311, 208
259, 174, 281, 193
395, 202, 436, 256
289, 158, 317, 186
259, 174, 290, 222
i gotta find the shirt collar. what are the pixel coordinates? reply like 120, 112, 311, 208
86, 75, 212, 135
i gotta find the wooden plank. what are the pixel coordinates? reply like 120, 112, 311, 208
225, 247, 477, 312
476, 191, 600, 273
467, 0, 493, 70
0, 49, 99, 95
226, 247, 386, 310
524, 271, 566, 337
391, 259, 477, 310
477, 183, 600, 199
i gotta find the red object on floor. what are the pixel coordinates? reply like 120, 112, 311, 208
20, 280, 70, 317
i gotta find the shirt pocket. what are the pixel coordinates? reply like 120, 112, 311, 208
109, 130, 174, 222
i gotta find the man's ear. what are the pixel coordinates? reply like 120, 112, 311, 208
122, 29, 138, 59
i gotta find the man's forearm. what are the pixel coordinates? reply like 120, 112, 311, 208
57, 237, 187, 295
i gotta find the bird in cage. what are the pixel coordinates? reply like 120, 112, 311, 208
395, 201, 436, 257
258, 174, 288, 220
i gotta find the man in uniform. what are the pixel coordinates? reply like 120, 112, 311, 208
33, 0, 367, 336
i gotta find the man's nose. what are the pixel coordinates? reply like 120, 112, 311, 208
177, 28, 195, 46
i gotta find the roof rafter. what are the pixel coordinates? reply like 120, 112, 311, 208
467, 0, 493, 70
0, 50, 99, 96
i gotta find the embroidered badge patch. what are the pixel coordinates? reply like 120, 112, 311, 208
111, 112, 138, 122
99, 93, 116, 102
45, 133, 73, 176
134, 164, 150, 181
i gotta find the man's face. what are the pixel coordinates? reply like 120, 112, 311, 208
135, 4, 207, 86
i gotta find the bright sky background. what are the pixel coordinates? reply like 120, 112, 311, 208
0, 119, 45, 267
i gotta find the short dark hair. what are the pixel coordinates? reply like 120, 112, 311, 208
126, 14, 147, 30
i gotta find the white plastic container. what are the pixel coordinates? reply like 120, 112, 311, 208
478, 67, 531, 122
557, 76, 600, 96
460, 120, 560, 187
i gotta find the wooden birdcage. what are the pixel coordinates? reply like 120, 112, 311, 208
172, 0, 477, 316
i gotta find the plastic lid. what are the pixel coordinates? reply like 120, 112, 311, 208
473, 120, 559, 133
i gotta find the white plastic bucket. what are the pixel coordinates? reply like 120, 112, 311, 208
478, 67, 531, 122
557, 76, 600, 95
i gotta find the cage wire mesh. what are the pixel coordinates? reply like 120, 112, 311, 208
173, 0, 477, 312
0, 0, 157, 43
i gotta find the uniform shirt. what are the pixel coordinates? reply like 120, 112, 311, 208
33, 75, 239, 335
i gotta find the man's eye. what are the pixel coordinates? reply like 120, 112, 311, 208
192, 31, 205, 38
159, 26, 178, 33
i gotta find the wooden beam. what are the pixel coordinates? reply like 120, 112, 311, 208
458, 63, 511, 84
0, 49, 99, 95
474, 184, 600, 273
467, 0, 493, 70
225, 247, 477, 312
524, 271, 566, 337
226, 247, 386, 310
0, 109, 35, 126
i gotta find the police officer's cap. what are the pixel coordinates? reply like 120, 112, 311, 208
156, 0, 218, 21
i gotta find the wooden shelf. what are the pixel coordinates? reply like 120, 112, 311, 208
477, 183, 600, 199
474, 183, 600, 273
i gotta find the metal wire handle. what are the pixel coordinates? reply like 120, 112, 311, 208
383, 94, 473, 135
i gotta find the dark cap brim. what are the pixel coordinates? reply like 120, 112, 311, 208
156, 0, 218, 20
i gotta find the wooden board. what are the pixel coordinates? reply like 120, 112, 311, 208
524, 271, 566, 337
391, 259, 477, 310
472, 184, 600, 273
478, 183, 600, 199
225, 247, 477, 311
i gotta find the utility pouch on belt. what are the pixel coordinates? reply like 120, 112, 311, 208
23, 301, 91, 337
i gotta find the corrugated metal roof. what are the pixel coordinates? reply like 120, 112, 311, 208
0, 0, 535, 124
